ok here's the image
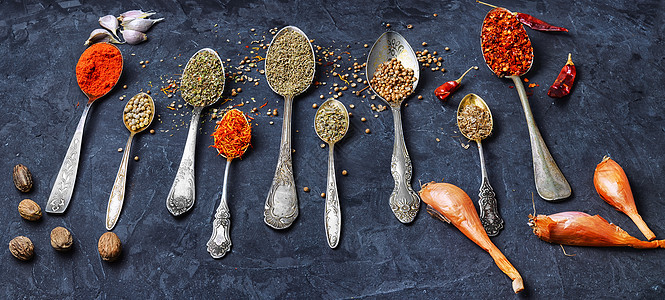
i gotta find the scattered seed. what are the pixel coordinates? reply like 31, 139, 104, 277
118, 148, 123, 152
303, 187, 310, 192
312, 103, 318, 108
361, 117, 366, 122
342, 170, 348, 176
150, 129, 155, 134
134, 156, 139, 161
321, 192, 326, 198
365, 128, 371, 134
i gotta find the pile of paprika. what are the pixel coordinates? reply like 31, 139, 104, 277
75, 43, 123, 100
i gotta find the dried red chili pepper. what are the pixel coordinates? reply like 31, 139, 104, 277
477, 1, 568, 32
434, 66, 475, 102
547, 53, 575, 98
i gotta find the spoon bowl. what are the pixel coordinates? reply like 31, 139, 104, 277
457, 93, 493, 141
366, 31, 420, 223
106, 92, 155, 230
166, 48, 225, 216
314, 99, 349, 248
367, 31, 419, 108
480, 7, 533, 78
207, 109, 251, 258
263, 26, 316, 229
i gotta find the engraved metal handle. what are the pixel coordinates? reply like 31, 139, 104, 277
106, 133, 135, 230
510, 76, 571, 201
324, 145, 341, 248
264, 96, 298, 229
389, 107, 420, 223
166, 106, 203, 216
47, 103, 92, 213
477, 140, 503, 236
207, 159, 232, 258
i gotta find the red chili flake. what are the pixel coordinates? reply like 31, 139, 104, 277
481, 7, 534, 77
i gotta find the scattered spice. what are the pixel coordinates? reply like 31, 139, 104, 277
18, 199, 42, 221
321, 192, 326, 198
481, 7, 533, 77
342, 170, 348, 176
369, 58, 416, 104
9, 236, 34, 261
76, 43, 123, 99
98, 232, 122, 262
434, 66, 477, 102
50, 227, 73, 251
181, 50, 225, 107
211, 109, 252, 159
547, 53, 576, 98
265, 28, 315, 96
315, 100, 348, 143
458, 104, 492, 140
123, 93, 153, 132
303, 187, 310, 192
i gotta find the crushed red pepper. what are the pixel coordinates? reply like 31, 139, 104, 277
211, 109, 251, 159
548, 53, 576, 98
481, 7, 534, 77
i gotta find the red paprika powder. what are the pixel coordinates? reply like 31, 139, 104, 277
75, 43, 123, 100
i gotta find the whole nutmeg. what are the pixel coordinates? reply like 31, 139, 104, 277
18, 199, 42, 221
50, 227, 73, 251
98, 232, 121, 261
9, 236, 34, 261
13, 164, 33, 192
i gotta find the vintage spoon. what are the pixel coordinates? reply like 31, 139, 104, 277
366, 31, 420, 223
106, 92, 155, 230
47, 43, 123, 213
314, 99, 349, 248
457, 93, 504, 236
166, 48, 225, 216
263, 26, 315, 229
207, 109, 251, 259
481, 8, 571, 201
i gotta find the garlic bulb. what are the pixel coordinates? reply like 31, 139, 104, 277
121, 30, 148, 45
84, 29, 122, 46
123, 18, 163, 33
98, 15, 119, 39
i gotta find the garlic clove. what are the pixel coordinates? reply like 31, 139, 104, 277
121, 29, 148, 45
99, 15, 119, 39
122, 18, 163, 33
118, 9, 156, 22
84, 29, 122, 46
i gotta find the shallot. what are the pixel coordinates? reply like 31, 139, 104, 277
529, 211, 664, 249
594, 156, 656, 240
419, 182, 524, 294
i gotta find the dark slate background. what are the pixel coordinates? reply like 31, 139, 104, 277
2, 0, 665, 298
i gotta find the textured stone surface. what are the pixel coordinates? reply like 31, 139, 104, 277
2, 0, 665, 298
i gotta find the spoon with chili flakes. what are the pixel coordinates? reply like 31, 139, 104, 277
481, 7, 570, 201
206, 109, 251, 259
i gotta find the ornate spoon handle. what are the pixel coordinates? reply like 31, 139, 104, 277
324, 145, 341, 248
510, 76, 571, 201
264, 96, 298, 229
207, 159, 232, 258
166, 106, 203, 216
389, 107, 420, 223
477, 141, 503, 236
47, 103, 92, 213
106, 133, 134, 230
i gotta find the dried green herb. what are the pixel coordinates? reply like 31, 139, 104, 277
458, 105, 492, 141
181, 50, 224, 107
266, 28, 314, 96
315, 101, 347, 143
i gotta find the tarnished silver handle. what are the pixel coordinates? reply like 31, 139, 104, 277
477, 141, 503, 236
207, 160, 232, 258
389, 107, 420, 223
510, 76, 571, 201
106, 133, 134, 230
324, 145, 341, 248
166, 106, 203, 216
47, 104, 92, 213
264, 96, 298, 229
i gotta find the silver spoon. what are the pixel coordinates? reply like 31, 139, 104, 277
106, 92, 155, 230
457, 93, 504, 236
314, 99, 349, 248
166, 48, 225, 216
481, 7, 571, 201
207, 109, 251, 259
263, 26, 315, 229
47, 43, 123, 213
366, 31, 420, 223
